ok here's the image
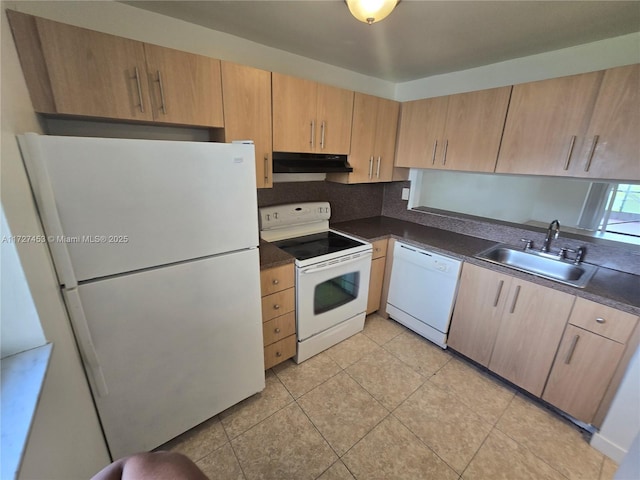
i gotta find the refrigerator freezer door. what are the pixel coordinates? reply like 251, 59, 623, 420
19, 134, 258, 285
64, 249, 264, 459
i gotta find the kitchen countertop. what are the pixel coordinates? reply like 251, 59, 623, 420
331, 216, 640, 316
259, 239, 294, 270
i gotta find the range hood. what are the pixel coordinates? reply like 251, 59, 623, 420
272, 152, 353, 173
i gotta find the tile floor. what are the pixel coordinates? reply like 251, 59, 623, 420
159, 314, 619, 480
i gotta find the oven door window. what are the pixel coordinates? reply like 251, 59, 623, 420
314, 272, 360, 314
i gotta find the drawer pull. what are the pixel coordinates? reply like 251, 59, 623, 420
273, 304, 280, 310
272, 279, 279, 285
274, 328, 281, 334
493, 280, 504, 307
596, 317, 606, 324
564, 335, 580, 364
276, 351, 282, 357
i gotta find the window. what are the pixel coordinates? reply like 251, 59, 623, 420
600, 184, 640, 238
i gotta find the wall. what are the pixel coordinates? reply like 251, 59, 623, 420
395, 32, 640, 101
0, 206, 46, 358
6, 0, 395, 99
1, 2, 111, 478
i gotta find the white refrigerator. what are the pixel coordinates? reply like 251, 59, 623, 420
18, 133, 265, 459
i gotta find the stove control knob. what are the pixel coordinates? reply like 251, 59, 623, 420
266, 214, 271, 221
274, 212, 278, 219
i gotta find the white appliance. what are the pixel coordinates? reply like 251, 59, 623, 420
386, 241, 462, 348
259, 202, 372, 363
18, 133, 265, 459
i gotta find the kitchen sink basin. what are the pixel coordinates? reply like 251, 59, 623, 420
475, 245, 598, 288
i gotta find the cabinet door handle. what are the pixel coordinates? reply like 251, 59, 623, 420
156, 70, 167, 114
584, 135, 599, 172
368, 156, 374, 178
563, 135, 577, 170
493, 280, 504, 307
273, 304, 280, 310
310, 121, 315, 148
564, 335, 580, 364
274, 327, 281, 334
509, 285, 521, 314
276, 351, 282, 357
264, 155, 269, 184
441, 139, 449, 166
431, 140, 438, 165
376, 156, 381, 178
272, 279, 279, 285
134, 67, 145, 113
320, 121, 326, 150
596, 317, 606, 324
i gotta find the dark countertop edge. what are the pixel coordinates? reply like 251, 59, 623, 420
331, 216, 640, 317
259, 240, 295, 270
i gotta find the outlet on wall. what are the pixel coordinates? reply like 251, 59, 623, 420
401, 188, 410, 201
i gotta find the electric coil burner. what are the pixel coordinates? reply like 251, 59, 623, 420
259, 202, 372, 363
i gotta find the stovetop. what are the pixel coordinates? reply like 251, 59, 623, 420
272, 231, 368, 261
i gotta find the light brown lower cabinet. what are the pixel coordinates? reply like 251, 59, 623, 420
366, 239, 388, 314
260, 263, 296, 369
541, 297, 638, 424
448, 263, 574, 396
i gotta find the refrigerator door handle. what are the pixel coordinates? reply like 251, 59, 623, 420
64, 288, 109, 397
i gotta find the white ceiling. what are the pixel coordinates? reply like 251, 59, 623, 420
124, 1, 640, 82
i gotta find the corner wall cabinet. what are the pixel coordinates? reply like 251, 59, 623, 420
221, 62, 273, 188
7, 11, 224, 127
260, 264, 296, 369
327, 93, 400, 183
395, 87, 511, 172
496, 64, 639, 180
272, 73, 354, 154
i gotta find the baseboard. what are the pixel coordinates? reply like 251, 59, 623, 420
591, 432, 627, 463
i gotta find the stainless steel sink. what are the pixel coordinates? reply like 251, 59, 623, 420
475, 245, 598, 288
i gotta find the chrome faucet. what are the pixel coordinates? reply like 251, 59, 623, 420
542, 219, 560, 252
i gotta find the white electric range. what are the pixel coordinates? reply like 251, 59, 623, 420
259, 202, 372, 363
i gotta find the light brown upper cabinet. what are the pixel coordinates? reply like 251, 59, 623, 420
7, 11, 224, 127
496, 64, 639, 180
578, 64, 640, 180
327, 93, 400, 183
143, 44, 223, 127
272, 73, 354, 154
221, 62, 273, 188
395, 87, 511, 172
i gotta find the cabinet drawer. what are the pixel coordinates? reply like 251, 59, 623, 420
263, 311, 296, 346
371, 238, 388, 260
260, 263, 295, 296
264, 334, 296, 369
569, 297, 638, 343
261, 287, 295, 322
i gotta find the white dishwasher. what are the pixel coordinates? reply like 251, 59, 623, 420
386, 241, 462, 348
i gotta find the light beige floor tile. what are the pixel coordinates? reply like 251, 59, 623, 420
317, 460, 355, 480
158, 415, 228, 462
273, 352, 342, 399
298, 371, 388, 456
429, 357, 515, 424
362, 314, 406, 345
600, 456, 618, 480
220, 370, 293, 439
463, 429, 565, 480
346, 348, 425, 410
232, 402, 336, 480
196, 443, 245, 480
342, 415, 458, 480
497, 394, 604, 480
325, 333, 381, 369
384, 330, 452, 376
394, 381, 492, 473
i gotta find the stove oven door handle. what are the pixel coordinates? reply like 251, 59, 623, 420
300, 253, 370, 275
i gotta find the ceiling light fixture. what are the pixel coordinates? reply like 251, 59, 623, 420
345, 0, 398, 25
